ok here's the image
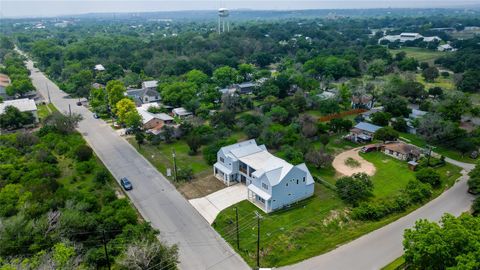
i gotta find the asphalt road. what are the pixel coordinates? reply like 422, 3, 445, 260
281, 162, 474, 270
25, 57, 249, 270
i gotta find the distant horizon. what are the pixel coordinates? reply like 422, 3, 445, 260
1, 0, 480, 19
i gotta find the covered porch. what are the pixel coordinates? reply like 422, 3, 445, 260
213, 162, 237, 186
247, 184, 272, 213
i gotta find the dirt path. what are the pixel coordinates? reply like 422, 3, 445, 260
332, 148, 376, 177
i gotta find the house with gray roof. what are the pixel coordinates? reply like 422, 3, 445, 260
214, 139, 314, 213
347, 122, 382, 143
126, 80, 160, 105
0, 98, 38, 123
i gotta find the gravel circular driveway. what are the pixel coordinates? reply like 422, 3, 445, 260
332, 148, 376, 177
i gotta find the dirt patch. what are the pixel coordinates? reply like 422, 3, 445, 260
332, 148, 376, 177
178, 172, 227, 199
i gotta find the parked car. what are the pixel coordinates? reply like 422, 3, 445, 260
93, 113, 99, 119
76, 101, 82, 106
120, 177, 133, 190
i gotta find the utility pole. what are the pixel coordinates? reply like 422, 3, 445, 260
102, 230, 111, 270
235, 207, 240, 250
255, 211, 262, 269
68, 104, 72, 116
172, 149, 177, 182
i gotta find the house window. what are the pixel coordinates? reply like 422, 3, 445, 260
220, 157, 224, 163
303, 177, 305, 182
286, 183, 288, 187
296, 179, 299, 184
262, 183, 268, 190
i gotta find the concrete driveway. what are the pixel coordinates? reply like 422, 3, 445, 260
190, 184, 247, 224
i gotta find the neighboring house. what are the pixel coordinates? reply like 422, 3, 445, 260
92, 83, 105, 89
360, 106, 384, 122
213, 140, 315, 213
351, 94, 374, 109
382, 142, 422, 161
136, 104, 174, 135
0, 98, 39, 123
172, 107, 192, 118
438, 44, 457, 52
219, 82, 257, 96
378, 32, 441, 43
346, 122, 382, 143
126, 80, 161, 105
316, 90, 337, 100
405, 109, 427, 134
0, 74, 11, 100
409, 109, 427, 120
94, 64, 105, 71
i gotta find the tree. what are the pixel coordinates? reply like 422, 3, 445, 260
382, 96, 411, 117
374, 126, 399, 142
416, 168, 441, 187
437, 91, 471, 122
267, 106, 289, 124
74, 145, 93, 161
422, 66, 440, 82
428, 87, 443, 99
244, 123, 261, 139
367, 59, 387, 78
212, 66, 239, 87
328, 118, 353, 133
335, 173, 374, 205
5, 78, 35, 97
417, 114, 458, 143
43, 112, 83, 134
404, 213, 480, 269
185, 69, 208, 86
106, 80, 126, 113
305, 148, 333, 169
318, 134, 330, 149
0, 106, 35, 129
159, 82, 196, 107
299, 114, 318, 138
281, 145, 304, 165
118, 238, 178, 270
468, 164, 480, 195
135, 131, 145, 146
392, 117, 408, 132
203, 138, 236, 165
116, 98, 140, 128
162, 126, 174, 143
238, 63, 255, 81
371, 112, 392, 126
457, 69, 480, 93
186, 134, 202, 155
398, 57, 418, 71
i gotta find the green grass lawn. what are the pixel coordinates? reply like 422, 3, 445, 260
128, 138, 210, 178
214, 150, 462, 267
389, 47, 446, 64
382, 256, 406, 270
37, 103, 58, 120
415, 74, 455, 91
399, 132, 477, 163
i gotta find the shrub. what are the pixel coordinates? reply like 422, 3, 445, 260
472, 197, 480, 216
94, 170, 110, 184
344, 157, 361, 168
177, 167, 194, 181
335, 173, 373, 206
74, 145, 93, 161
416, 168, 441, 187
76, 160, 96, 174
405, 180, 432, 203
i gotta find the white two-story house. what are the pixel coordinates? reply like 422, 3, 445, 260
213, 140, 315, 213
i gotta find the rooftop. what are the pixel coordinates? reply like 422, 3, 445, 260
0, 98, 37, 114
354, 122, 382, 133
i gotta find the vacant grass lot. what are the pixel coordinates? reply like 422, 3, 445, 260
214, 151, 462, 267
389, 47, 446, 64
415, 73, 455, 91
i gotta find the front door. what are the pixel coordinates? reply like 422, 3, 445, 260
240, 175, 246, 184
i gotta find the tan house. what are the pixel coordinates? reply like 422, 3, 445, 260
382, 142, 422, 161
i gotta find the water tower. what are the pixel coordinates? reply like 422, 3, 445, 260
218, 8, 230, 33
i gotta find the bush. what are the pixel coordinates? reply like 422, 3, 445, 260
76, 160, 96, 174
472, 197, 480, 216
416, 168, 441, 187
405, 180, 432, 203
177, 167, 194, 181
94, 170, 110, 184
74, 145, 93, 161
203, 138, 236, 165
351, 195, 410, 220
335, 173, 373, 206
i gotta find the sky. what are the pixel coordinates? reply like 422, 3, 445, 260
1, 0, 479, 18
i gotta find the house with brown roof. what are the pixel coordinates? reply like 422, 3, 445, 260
0, 74, 11, 100
382, 142, 422, 161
